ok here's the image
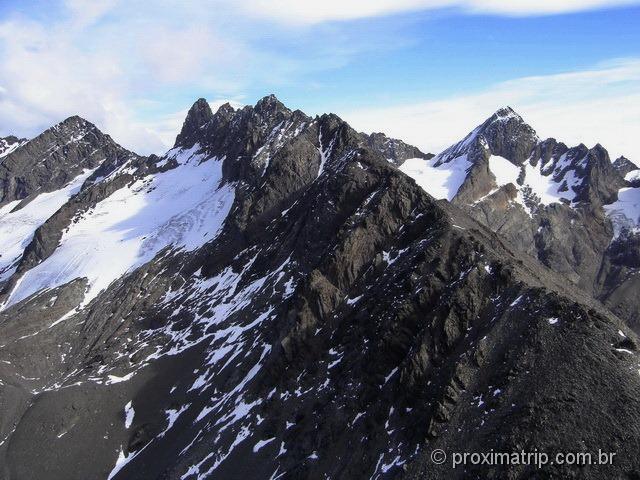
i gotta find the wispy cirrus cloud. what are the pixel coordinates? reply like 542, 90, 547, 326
342, 58, 640, 161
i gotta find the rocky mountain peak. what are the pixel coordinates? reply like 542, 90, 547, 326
491, 105, 521, 120
366, 131, 433, 165
434, 106, 538, 167
476, 106, 539, 164
174, 98, 214, 148
613, 155, 638, 176
254, 93, 288, 116
0, 114, 139, 206
48, 115, 104, 140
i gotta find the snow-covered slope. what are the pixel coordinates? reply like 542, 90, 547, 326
2, 145, 235, 309
0, 169, 95, 282
399, 156, 471, 200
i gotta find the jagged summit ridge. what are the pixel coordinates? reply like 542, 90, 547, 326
173, 95, 431, 185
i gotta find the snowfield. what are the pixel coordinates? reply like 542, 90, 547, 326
0, 169, 95, 282
401, 151, 588, 213
2, 146, 235, 309
400, 156, 471, 201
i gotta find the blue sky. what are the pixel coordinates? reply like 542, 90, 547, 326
0, 0, 639, 159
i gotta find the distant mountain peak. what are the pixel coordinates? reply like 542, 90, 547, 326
491, 105, 521, 121
434, 106, 538, 167
253, 94, 290, 119
613, 155, 637, 176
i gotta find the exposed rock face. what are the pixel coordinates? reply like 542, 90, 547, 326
0, 116, 140, 208
0, 97, 639, 480
613, 155, 638, 176
365, 131, 433, 165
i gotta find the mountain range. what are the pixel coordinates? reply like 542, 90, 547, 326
0, 95, 639, 479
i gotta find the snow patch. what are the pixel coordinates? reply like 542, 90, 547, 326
400, 156, 471, 201
605, 186, 640, 237
124, 401, 134, 429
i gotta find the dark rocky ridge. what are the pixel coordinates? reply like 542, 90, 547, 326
365, 131, 433, 165
175, 96, 431, 175
0, 116, 141, 209
0, 96, 638, 480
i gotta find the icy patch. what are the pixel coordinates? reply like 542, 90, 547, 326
522, 157, 577, 206
400, 156, 471, 201
317, 130, 336, 178
106, 372, 135, 385
0, 138, 27, 159
346, 295, 362, 306
509, 295, 524, 307
108, 449, 129, 480
161, 404, 190, 436
615, 348, 634, 354
3, 146, 235, 309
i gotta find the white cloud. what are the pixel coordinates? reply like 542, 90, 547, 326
64, 0, 121, 28
341, 58, 640, 162
240, 0, 640, 24
0, 2, 251, 154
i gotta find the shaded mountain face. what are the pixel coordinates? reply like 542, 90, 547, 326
1, 97, 640, 480
400, 108, 640, 330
